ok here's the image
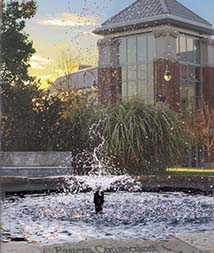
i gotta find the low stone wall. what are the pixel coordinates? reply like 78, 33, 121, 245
0, 152, 72, 167
0, 152, 73, 177
135, 175, 214, 194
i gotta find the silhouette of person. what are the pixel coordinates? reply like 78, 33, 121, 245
94, 188, 104, 214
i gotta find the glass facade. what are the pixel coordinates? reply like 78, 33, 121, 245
176, 35, 202, 113
177, 34, 204, 167
118, 34, 155, 103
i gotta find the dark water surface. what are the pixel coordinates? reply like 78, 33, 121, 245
2, 191, 214, 243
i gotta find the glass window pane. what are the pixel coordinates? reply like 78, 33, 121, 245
119, 39, 126, 65
181, 80, 188, 112
195, 82, 202, 109
116, 79, 122, 98
147, 95, 154, 105
128, 81, 137, 97
128, 65, 136, 81
148, 64, 154, 103
148, 63, 153, 81
187, 37, 194, 63
196, 96, 202, 110
195, 67, 201, 81
180, 64, 187, 79
138, 64, 147, 81
121, 67, 127, 83
181, 81, 188, 99
194, 39, 201, 64
187, 65, 195, 79
137, 36, 147, 62
176, 36, 180, 59
138, 81, 147, 98
188, 81, 195, 98
195, 81, 201, 98
122, 81, 127, 98
115, 44, 120, 66
127, 37, 136, 64
148, 35, 155, 61
180, 36, 186, 62
188, 97, 195, 112
138, 64, 147, 96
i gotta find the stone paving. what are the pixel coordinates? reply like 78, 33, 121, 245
2, 233, 214, 253
174, 232, 214, 252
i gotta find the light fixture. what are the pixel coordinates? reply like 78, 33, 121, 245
164, 65, 172, 82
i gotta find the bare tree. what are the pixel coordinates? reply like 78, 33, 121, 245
186, 102, 214, 167
55, 50, 79, 91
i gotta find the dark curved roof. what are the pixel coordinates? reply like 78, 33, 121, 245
94, 0, 214, 35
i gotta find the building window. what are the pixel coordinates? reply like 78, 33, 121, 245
176, 35, 202, 113
119, 34, 155, 103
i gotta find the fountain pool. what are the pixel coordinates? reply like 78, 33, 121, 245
2, 175, 214, 243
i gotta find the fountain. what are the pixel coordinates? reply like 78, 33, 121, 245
2, 191, 214, 243
1, 118, 214, 245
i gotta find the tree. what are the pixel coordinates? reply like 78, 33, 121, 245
1, 0, 37, 85
0, 0, 39, 151
59, 89, 98, 152
1, 82, 42, 151
186, 102, 214, 167
53, 50, 79, 91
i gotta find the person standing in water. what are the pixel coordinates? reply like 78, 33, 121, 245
94, 187, 104, 214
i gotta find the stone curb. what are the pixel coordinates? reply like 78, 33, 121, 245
2, 237, 209, 253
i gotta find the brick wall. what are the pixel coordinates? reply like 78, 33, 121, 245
98, 67, 121, 103
202, 66, 214, 109
154, 58, 180, 112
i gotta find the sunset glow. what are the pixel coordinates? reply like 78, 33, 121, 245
25, 0, 214, 89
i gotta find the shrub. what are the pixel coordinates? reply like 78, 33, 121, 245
101, 99, 189, 175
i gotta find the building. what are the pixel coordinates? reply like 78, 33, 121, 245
52, 66, 98, 92
93, 0, 214, 113
93, 0, 214, 167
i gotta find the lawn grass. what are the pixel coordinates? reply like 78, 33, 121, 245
166, 167, 214, 176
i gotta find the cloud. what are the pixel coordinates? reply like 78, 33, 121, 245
30, 55, 53, 70
36, 13, 100, 27
30, 62, 45, 70
31, 55, 52, 63
75, 29, 98, 37
39, 74, 52, 80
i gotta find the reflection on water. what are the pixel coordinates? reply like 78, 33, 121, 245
2, 191, 214, 243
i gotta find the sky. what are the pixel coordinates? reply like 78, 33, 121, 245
25, 0, 214, 89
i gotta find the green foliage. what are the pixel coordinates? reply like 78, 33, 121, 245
1, 88, 190, 175
101, 99, 190, 175
1, 82, 41, 151
31, 92, 64, 151
58, 90, 99, 152
1, 89, 98, 152
1, 0, 37, 84
1, 86, 190, 176
0, 0, 41, 151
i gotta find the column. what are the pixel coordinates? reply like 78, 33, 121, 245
97, 38, 120, 103
153, 28, 180, 112
202, 38, 214, 109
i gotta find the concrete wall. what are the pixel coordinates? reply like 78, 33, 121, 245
0, 152, 72, 167
0, 152, 73, 177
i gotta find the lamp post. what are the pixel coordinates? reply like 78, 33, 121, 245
164, 65, 172, 82
156, 64, 172, 108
